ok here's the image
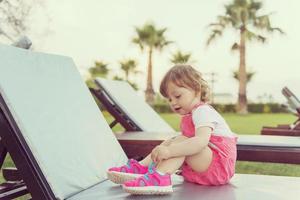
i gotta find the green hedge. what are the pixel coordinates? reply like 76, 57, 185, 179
152, 103, 287, 113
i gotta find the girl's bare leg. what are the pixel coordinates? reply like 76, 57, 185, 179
156, 156, 185, 174
156, 146, 213, 174
185, 146, 213, 172
139, 135, 213, 174
155, 137, 213, 174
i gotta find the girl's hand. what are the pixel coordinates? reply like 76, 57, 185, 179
151, 145, 171, 163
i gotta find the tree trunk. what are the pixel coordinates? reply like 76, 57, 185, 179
145, 48, 155, 105
237, 27, 248, 114
125, 71, 129, 81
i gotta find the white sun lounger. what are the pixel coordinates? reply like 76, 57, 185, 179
0, 44, 299, 199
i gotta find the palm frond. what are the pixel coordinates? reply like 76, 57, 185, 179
132, 22, 171, 51
245, 29, 267, 43
206, 29, 223, 46
269, 27, 285, 34
231, 42, 240, 51
170, 50, 192, 64
233, 70, 256, 82
132, 38, 144, 51
217, 15, 234, 27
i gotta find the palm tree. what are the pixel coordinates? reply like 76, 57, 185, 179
89, 61, 109, 78
170, 50, 192, 64
86, 61, 109, 88
206, 0, 284, 114
119, 59, 139, 81
132, 22, 172, 105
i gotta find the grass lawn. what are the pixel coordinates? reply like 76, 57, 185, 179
160, 113, 298, 135
1, 113, 299, 199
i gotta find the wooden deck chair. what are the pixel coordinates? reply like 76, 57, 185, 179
261, 87, 300, 136
1, 44, 300, 200
92, 78, 300, 164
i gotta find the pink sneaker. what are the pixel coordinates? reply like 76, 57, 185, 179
107, 159, 148, 184
122, 163, 173, 195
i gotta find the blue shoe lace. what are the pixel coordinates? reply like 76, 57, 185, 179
126, 159, 131, 169
144, 162, 155, 180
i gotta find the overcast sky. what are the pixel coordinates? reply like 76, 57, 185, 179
26, 0, 300, 103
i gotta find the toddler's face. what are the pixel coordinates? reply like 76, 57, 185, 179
166, 82, 201, 115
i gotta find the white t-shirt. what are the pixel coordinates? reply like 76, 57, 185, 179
192, 104, 236, 138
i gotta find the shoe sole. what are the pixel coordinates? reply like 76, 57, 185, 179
123, 185, 173, 195
107, 171, 142, 184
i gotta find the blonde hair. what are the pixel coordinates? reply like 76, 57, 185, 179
160, 64, 210, 102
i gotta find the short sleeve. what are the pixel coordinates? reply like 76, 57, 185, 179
192, 105, 217, 130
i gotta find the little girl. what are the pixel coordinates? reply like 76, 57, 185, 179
107, 64, 238, 195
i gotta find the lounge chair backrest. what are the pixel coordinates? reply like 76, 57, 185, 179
282, 87, 300, 114
0, 44, 127, 199
95, 78, 174, 132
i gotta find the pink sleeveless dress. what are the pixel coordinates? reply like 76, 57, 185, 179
180, 103, 238, 186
